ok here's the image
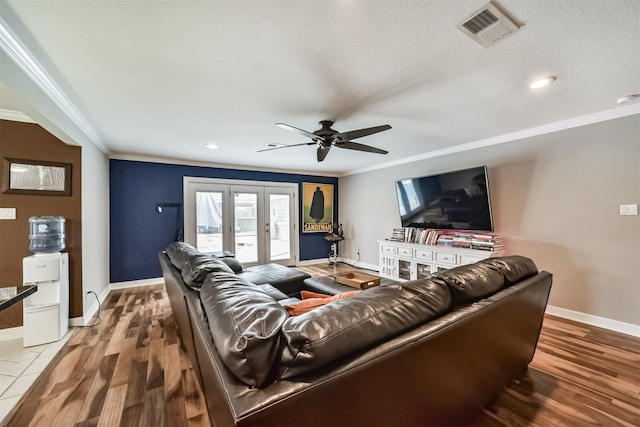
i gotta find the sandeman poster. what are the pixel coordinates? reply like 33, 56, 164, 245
302, 183, 334, 233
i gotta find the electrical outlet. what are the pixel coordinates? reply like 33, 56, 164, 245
620, 204, 638, 216
0, 208, 16, 220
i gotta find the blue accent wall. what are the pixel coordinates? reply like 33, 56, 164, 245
110, 160, 338, 282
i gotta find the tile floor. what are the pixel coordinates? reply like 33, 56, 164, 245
0, 329, 76, 422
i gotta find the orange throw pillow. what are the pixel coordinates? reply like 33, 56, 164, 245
300, 290, 331, 299
286, 290, 361, 316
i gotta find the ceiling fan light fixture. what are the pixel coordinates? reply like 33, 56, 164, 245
530, 76, 557, 89
267, 120, 391, 162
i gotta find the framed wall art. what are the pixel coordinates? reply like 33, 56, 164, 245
2, 158, 72, 196
302, 182, 334, 233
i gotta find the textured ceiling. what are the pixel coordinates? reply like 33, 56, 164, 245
1, 0, 639, 175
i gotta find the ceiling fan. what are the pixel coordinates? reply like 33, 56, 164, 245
258, 120, 391, 162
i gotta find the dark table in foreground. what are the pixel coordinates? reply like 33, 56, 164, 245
0, 285, 37, 311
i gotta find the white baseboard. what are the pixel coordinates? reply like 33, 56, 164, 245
110, 277, 164, 289
296, 258, 379, 272
79, 285, 112, 326
546, 305, 640, 338
77, 278, 163, 326
0, 326, 23, 342
295, 258, 329, 266
337, 257, 379, 272
68, 316, 86, 327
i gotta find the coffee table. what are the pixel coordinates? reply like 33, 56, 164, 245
302, 273, 398, 296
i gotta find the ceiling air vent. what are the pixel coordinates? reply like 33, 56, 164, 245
457, 1, 522, 47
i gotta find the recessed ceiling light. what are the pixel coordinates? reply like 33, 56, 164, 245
616, 94, 640, 105
530, 76, 557, 89
206, 143, 219, 150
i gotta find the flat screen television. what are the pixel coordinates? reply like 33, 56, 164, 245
395, 166, 494, 231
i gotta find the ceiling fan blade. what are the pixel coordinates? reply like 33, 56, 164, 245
335, 141, 388, 155
257, 142, 315, 152
276, 123, 319, 140
317, 145, 331, 162
335, 124, 391, 141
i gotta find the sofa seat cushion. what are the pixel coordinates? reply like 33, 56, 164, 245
277, 297, 301, 307
279, 278, 451, 379
181, 253, 234, 289
237, 264, 310, 296
258, 283, 289, 301
200, 274, 288, 388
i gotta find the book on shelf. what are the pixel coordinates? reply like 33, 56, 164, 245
389, 227, 503, 252
390, 228, 405, 241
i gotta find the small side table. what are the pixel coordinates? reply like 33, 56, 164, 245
325, 235, 344, 266
0, 285, 38, 312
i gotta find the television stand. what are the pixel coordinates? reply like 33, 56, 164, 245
378, 240, 501, 281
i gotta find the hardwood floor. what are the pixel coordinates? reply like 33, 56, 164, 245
3, 262, 639, 426
1, 284, 210, 427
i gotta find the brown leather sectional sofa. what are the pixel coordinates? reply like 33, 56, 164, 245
159, 242, 552, 426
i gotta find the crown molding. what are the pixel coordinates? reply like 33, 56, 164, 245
109, 153, 341, 178
346, 103, 640, 176
0, 15, 108, 154
0, 108, 34, 123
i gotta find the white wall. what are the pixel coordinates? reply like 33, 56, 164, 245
340, 114, 640, 327
81, 142, 110, 323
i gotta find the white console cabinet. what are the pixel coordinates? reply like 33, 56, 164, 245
378, 240, 501, 281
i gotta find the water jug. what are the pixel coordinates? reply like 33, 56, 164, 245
29, 216, 66, 253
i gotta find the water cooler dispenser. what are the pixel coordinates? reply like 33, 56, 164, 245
22, 216, 69, 347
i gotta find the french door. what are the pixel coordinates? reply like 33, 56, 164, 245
184, 178, 298, 267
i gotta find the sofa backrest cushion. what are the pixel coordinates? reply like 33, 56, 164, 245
181, 254, 234, 289
433, 262, 504, 306
279, 279, 451, 379
477, 255, 538, 286
165, 241, 199, 270
221, 257, 244, 273
199, 274, 288, 388
433, 255, 539, 306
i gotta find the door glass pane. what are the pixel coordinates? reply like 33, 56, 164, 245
196, 191, 223, 252
270, 194, 290, 261
235, 193, 258, 263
